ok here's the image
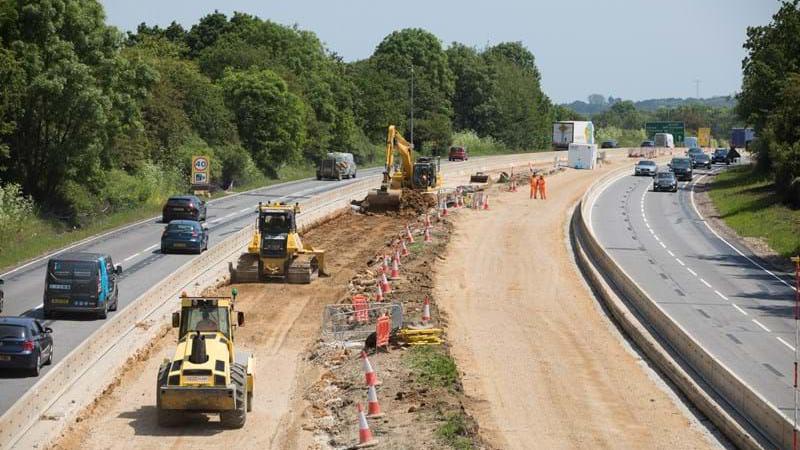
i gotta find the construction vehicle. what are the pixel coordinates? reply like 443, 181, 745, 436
469, 172, 489, 183
229, 202, 326, 284
156, 293, 254, 428
364, 125, 443, 209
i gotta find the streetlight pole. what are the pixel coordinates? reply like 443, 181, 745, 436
410, 64, 414, 149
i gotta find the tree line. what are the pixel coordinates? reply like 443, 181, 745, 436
0, 1, 561, 224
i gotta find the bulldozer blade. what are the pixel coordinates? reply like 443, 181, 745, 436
229, 254, 260, 283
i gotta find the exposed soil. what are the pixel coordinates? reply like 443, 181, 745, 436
434, 163, 722, 449
49, 211, 407, 450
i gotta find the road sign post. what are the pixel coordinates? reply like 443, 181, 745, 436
191, 155, 211, 197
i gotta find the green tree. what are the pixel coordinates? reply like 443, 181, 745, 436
0, 0, 154, 209
446, 43, 497, 136
221, 67, 306, 176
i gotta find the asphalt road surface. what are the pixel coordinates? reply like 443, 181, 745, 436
0, 166, 388, 413
591, 163, 798, 421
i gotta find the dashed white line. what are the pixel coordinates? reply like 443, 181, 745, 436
700, 278, 712, 288
714, 290, 729, 301
687, 267, 697, 276
752, 319, 771, 332
649, 228, 655, 235
667, 250, 675, 257
675, 258, 685, 266
239, 207, 251, 213
653, 234, 660, 241
143, 244, 158, 252
659, 242, 667, 249
209, 218, 223, 224
732, 304, 748, 316
123, 252, 141, 262
223, 212, 236, 219
777, 337, 796, 352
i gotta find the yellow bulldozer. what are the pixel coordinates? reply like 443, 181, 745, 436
364, 125, 443, 209
156, 293, 254, 428
229, 202, 326, 284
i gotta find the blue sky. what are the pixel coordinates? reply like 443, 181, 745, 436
100, 0, 780, 103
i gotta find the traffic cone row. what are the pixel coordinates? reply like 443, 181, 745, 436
424, 226, 432, 243
401, 240, 410, 257
422, 296, 431, 323
356, 403, 378, 447
374, 283, 383, 302
389, 255, 401, 280
424, 214, 431, 228
405, 224, 414, 243
361, 351, 380, 386
379, 271, 391, 294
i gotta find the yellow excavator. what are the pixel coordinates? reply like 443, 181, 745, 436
229, 202, 326, 284
364, 125, 443, 209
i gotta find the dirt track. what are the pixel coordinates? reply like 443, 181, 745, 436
434, 163, 721, 449
51, 213, 405, 450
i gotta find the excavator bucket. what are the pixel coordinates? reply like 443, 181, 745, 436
363, 188, 402, 211
470, 172, 489, 183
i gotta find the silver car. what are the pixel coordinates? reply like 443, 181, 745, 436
634, 160, 657, 176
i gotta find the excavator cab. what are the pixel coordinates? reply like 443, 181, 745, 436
412, 157, 440, 189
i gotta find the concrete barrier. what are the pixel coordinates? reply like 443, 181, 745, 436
572, 165, 790, 449
0, 151, 563, 449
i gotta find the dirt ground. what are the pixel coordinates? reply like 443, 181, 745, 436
50, 212, 407, 450
434, 164, 722, 449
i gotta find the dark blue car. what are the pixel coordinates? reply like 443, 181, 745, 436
43, 253, 121, 319
161, 220, 209, 254
0, 317, 54, 376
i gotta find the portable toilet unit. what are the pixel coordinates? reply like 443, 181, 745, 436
568, 143, 598, 170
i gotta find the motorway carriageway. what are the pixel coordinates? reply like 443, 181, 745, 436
0, 165, 386, 413
591, 164, 797, 419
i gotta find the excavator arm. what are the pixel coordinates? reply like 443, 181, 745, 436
384, 125, 414, 188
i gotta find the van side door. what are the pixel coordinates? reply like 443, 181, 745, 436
105, 257, 117, 296
97, 259, 109, 303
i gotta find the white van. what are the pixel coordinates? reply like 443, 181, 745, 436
654, 133, 675, 148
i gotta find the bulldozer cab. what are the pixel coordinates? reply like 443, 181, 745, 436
173, 297, 243, 341
257, 203, 297, 235
412, 157, 439, 189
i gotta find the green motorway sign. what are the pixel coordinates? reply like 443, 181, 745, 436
645, 121, 685, 144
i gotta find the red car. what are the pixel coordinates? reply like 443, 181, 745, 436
448, 146, 468, 161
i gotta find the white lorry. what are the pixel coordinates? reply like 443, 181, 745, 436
654, 133, 675, 148
553, 121, 594, 150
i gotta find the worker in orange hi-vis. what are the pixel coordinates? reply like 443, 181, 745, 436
529, 175, 537, 199
538, 175, 547, 200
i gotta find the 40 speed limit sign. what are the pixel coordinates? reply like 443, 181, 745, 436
191, 155, 210, 185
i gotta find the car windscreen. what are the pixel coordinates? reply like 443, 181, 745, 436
714, 149, 728, 155
167, 223, 196, 233
48, 260, 97, 280
696, 154, 709, 160
638, 161, 656, 166
167, 198, 192, 206
671, 159, 691, 168
656, 173, 674, 179
0, 324, 26, 339
180, 306, 230, 338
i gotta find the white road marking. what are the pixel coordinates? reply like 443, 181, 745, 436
239, 207, 251, 213
223, 212, 236, 219
752, 319, 771, 332
659, 242, 667, 249
700, 278, 712, 288
714, 290, 729, 301
123, 252, 141, 262
143, 244, 159, 252
690, 171, 796, 292
732, 304, 748, 316
649, 228, 654, 235
667, 250, 675, 257
687, 268, 697, 276
675, 258, 685, 266
209, 218, 223, 224
777, 337, 796, 352
654, 234, 660, 241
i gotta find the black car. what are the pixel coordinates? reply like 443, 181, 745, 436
686, 147, 705, 162
162, 195, 207, 223
0, 278, 4, 313
601, 140, 618, 149
669, 157, 693, 181
161, 220, 209, 254
693, 153, 712, 169
0, 317, 54, 375
641, 140, 655, 147
712, 148, 730, 164
653, 171, 678, 192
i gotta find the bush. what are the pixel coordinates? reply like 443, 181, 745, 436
450, 130, 510, 156
595, 126, 647, 147
0, 183, 35, 236
215, 144, 265, 189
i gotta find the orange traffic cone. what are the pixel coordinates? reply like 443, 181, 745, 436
389, 256, 400, 280
375, 283, 383, 302
424, 226, 432, 243
380, 271, 391, 294
406, 225, 414, 243
483, 194, 490, 210
401, 240, 410, 257
361, 351, 380, 386
366, 385, 384, 418
442, 201, 448, 216
422, 296, 431, 323
356, 403, 378, 447
424, 214, 431, 228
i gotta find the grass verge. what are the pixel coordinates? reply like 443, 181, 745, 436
708, 165, 800, 258
405, 346, 459, 389
437, 412, 474, 450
